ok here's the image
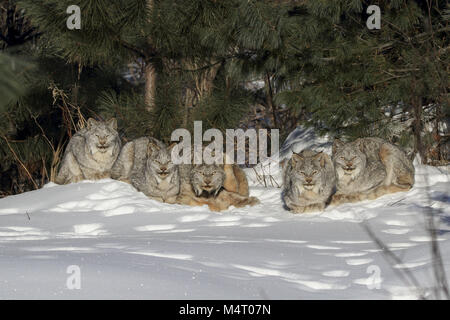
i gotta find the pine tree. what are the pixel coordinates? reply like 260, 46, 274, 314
2, 0, 448, 196
271, 0, 449, 162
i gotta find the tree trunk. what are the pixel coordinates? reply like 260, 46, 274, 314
265, 72, 280, 129
144, 0, 156, 112
144, 62, 157, 112
411, 78, 424, 163
413, 102, 423, 162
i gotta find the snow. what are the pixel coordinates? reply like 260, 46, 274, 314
0, 129, 449, 299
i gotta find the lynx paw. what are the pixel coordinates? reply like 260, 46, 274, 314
330, 193, 362, 205
247, 196, 260, 206
290, 202, 324, 214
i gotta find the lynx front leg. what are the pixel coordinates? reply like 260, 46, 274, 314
379, 143, 394, 186
56, 151, 84, 184
217, 190, 259, 208
111, 141, 135, 180
176, 192, 211, 208
223, 164, 239, 193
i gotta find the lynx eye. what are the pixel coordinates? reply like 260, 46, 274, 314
300, 171, 306, 175
312, 170, 318, 175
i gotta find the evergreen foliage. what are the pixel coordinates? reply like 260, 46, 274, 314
0, 0, 448, 195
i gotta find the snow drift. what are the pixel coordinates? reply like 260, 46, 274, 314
0, 127, 449, 299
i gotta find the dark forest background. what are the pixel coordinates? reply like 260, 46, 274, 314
0, 0, 448, 197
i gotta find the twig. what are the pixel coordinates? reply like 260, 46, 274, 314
1, 135, 38, 189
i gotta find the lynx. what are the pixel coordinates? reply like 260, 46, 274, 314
55, 118, 121, 184
331, 137, 415, 204
176, 162, 259, 212
111, 137, 179, 203
282, 150, 335, 213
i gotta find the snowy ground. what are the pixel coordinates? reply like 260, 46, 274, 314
1, 127, 449, 299
0, 163, 449, 299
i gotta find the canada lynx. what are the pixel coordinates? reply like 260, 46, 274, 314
331, 137, 415, 204
111, 137, 180, 203
176, 163, 259, 212
56, 118, 121, 184
282, 150, 335, 213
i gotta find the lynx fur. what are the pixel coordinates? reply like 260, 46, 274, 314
331, 137, 415, 204
111, 137, 180, 203
176, 162, 259, 212
283, 150, 335, 213
55, 118, 121, 184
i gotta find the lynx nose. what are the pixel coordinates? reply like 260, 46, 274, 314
99, 138, 107, 145
204, 178, 212, 185
160, 166, 167, 172
305, 177, 312, 183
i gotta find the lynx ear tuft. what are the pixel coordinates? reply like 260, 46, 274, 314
107, 118, 118, 130
332, 139, 345, 155
87, 118, 98, 130
313, 151, 323, 159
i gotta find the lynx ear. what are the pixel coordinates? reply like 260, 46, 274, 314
167, 142, 179, 160
147, 140, 160, 156
355, 139, 365, 152
332, 139, 345, 155
291, 152, 304, 164
314, 152, 329, 168
167, 142, 178, 152
107, 118, 118, 130
87, 118, 98, 130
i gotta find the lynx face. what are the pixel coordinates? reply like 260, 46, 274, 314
85, 118, 120, 155
333, 140, 366, 180
190, 164, 225, 197
289, 151, 325, 193
147, 142, 177, 181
